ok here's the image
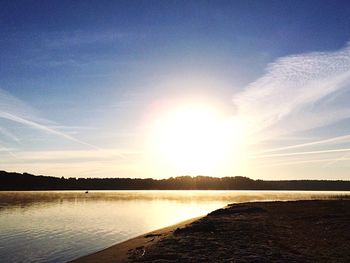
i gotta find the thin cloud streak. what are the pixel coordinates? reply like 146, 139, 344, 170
257, 133, 350, 154
252, 148, 350, 159
255, 156, 350, 169
0, 127, 20, 142
0, 88, 96, 149
7, 149, 141, 162
42, 30, 130, 48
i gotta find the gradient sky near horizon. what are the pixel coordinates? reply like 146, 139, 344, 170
2, 0, 350, 179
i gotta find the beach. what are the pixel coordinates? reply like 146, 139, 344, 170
71, 200, 350, 263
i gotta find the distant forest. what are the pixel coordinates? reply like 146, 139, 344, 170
1, 170, 350, 191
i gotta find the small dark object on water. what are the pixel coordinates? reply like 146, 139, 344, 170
85, 191, 89, 194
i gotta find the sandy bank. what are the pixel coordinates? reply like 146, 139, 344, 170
70, 216, 202, 263
71, 200, 350, 262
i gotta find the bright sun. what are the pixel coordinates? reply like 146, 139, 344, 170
148, 104, 244, 175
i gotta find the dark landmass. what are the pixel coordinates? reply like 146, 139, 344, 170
72, 200, 350, 263
132, 200, 350, 263
1, 170, 350, 190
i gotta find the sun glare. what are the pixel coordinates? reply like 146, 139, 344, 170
148, 104, 245, 175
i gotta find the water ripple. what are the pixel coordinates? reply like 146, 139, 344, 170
0, 190, 348, 262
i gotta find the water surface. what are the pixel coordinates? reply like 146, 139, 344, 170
0, 190, 348, 263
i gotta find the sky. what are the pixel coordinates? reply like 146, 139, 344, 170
1, 0, 350, 180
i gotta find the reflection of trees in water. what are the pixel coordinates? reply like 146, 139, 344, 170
0, 190, 348, 212
1, 171, 349, 211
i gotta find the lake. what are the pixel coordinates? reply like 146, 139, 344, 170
0, 190, 348, 263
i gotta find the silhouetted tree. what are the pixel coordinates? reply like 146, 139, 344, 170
0, 170, 349, 191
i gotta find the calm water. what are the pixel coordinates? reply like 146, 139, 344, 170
0, 190, 348, 263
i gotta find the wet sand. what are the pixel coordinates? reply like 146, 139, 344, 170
70, 217, 202, 263
71, 200, 350, 263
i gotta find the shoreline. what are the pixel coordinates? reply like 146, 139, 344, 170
71, 199, 350, 262
69, 216, 203, 263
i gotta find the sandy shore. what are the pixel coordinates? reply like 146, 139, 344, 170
71, 200, 350, 263
70, 216, 202, 263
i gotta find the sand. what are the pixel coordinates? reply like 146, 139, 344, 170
70, 217, 202, 263
71, 200, 350, 263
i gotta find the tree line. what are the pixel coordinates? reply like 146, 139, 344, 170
1, 170, 350, 191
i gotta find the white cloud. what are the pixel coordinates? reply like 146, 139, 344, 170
231, 43, 350, 171
233, 43, 350, 157
233, 43, 350, 137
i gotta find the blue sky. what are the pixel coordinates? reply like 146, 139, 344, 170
1, 0, 350, 179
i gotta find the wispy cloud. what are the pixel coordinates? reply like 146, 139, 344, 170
7, 149, 140, 162
233, 43, 350, 170
5, 30, 131, 49
234, 43, 350, 137
257, 133, 350, 154
0, 127, 20, 142
252, 147, 350, 159
42, 30, 130, 49
0, 149, 143, 178
5, 30, 141, 70
0, 88, 95, 148
255, 157, 350, 169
